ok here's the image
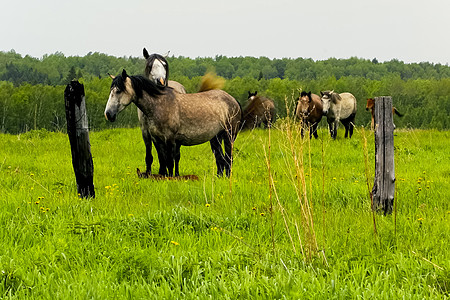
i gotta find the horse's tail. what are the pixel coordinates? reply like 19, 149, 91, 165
393, 107, 403, 117
198, 71, 225, 92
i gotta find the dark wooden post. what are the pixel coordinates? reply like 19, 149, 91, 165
64, 81, 95, 198
372, 96, 395, 214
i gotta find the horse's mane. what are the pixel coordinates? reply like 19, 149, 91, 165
112, 74, 166, 98
322, 90, 341, 102
331, 92, 342, 102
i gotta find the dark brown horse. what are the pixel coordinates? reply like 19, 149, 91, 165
366, 98, 403, 130
295, 91, 323, 139
241, 91, 276, 130
105, 70, 241, 177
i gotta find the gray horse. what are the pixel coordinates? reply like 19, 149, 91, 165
105, 70, 241, 177
320, 90, 357, 139
139, 48, 188, 176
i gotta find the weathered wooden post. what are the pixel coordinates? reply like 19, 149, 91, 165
64, 81, 95, 198
372, 96, 395, 214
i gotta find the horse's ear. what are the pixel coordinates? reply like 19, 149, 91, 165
307, 91, 312, 102
255, 91, 257, 96
163, 51, 170, 58
143, 48, 149, 59
320, 91, 324, 97
122, 69, 128, 79
108, 73, 115, 80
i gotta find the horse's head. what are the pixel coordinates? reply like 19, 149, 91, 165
320, 90, 340, 115
104, 69, 135, 122
248, 91, 257, 100
143, 48, 169, 87
297, 91, 312, 116
366, 98, 375, 111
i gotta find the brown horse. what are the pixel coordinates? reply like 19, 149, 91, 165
241, 91, 276, 130
366, 98, 403, 130
295, 91, 323, 139
105, 70, 241, 177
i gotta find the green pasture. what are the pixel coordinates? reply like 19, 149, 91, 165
0, 125, 449, 299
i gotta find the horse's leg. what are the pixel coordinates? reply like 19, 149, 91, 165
210, 133, 225, 177
174, 143, 181, 177
333, 120, 339, 140
142, 130, 153, 175
371, 115, 374, 131
327, 120, 333, 138
312, 122, 319, 139
153, 138, 168, 176
307, 122, 312, 139
349, 115, 355, 138
343, 119, 349, 138
223, 131, 234, 177
164, 141, 176, 177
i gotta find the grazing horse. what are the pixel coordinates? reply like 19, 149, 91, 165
140, 48, 187, 176
320, 90, 357, 139
366, 98, 403, 130
241, 91, 276, 130
104, 70, 241, 177
295, 91, 323, 139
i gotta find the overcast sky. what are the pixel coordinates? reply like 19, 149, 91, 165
1, 0, 449, 64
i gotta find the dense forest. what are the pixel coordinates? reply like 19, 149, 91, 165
0, 50, 449, 133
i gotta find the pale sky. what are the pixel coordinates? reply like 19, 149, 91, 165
1, 0, 449, 64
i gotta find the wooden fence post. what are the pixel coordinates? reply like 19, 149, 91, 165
372, 96, 395, 214
64, 81, 95, 198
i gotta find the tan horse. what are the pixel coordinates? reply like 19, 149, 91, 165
366, 98, 403, 130
105, 70, 241, 177
241, 91, 276, 130
295, 91, 323, 139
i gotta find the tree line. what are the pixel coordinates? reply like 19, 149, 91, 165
0, 50, 449, 134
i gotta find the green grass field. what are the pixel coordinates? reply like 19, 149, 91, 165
0, 124, 449, 299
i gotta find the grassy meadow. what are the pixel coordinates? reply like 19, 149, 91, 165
0, 122, 449, 299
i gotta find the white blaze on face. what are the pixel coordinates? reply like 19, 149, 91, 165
104, 85, 132, 121
321, 95, 331, 114
150, 59, 167, 84
104, 86, 120, 120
